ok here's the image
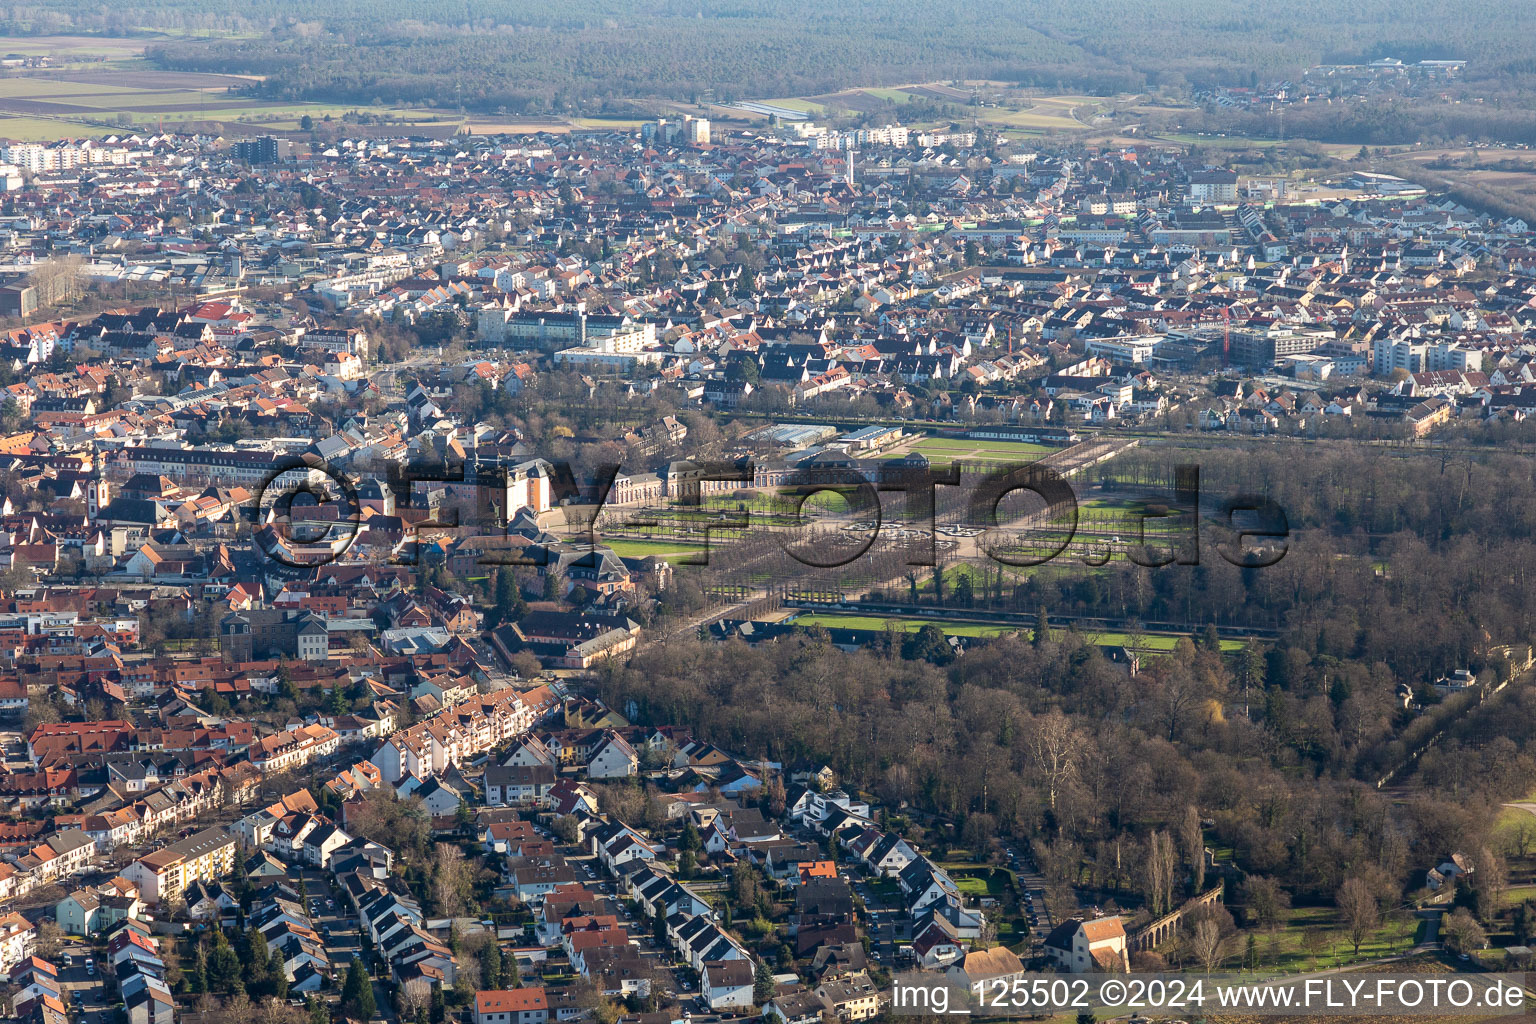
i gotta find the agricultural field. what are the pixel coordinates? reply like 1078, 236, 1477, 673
0, 54, 529, 139
741, 85, 1128, 137
0, 115, 115, 139
987, 102, 1090, 132
0, 34, 163, 59
1157, 131, 1286, 147
571, 118, 648, 129
0, 67, 465, 136
1388, 146, 1536, 206
857, 87, 915, 104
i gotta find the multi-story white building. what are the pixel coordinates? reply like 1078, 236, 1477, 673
299, 326, 370, 359
1, 141, 145, 173
1085, 335, 1161, 365
0, 911, 36, 973
1427, 341, 1482, 372
122, 826, 236, 904
1188, 170, 1239, 203
113, 445, 322, 487
370, 687, 537, 784
1373, 338, 1427, 376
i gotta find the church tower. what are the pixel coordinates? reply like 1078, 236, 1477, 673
86, 445, 108, 522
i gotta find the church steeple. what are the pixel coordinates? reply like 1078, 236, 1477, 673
86, 443, 108, 523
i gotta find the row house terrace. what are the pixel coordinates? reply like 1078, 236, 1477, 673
248, 724, 341, 773
370, 685, 538, 785
9, 828, 97, 897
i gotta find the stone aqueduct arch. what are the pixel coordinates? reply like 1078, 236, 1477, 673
1128, 882, 1225, 952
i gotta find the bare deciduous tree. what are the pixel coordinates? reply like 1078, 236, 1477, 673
1336, 877, 1379, 957
1473, 846, 1508, 918
34, 921, 63, 959
1027, 709, 1079, 813
1510, 818, 1536, 859
223, 992, 257, 1024
1191, 918, 1223, 973
1443, 907, 1487, 956
1242, 875, 1289, 931
431, 843, 474, 918
1144, 830, 1178, 916
1180, 804, 1205, 894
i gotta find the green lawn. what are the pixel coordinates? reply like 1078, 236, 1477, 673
1246, 905, 1421, 973
1492, 794, 1536, 848
794, 614, 1015, 639
906, 562, 991, 597
797, 612, 1215, 649
889, 439, 1053, 470
761, 97, 829, 114
699, 490, 855, 514
602, 539, 706, 563
793, 612, 1245, 654
909, 439, 1053, 460
1078, 497, 1146, 512
950, 868, 1010, 897
1082, 631, 1245, 654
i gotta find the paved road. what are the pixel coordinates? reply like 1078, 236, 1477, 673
294, 867, 395, 1024
1002, 843, 1053, 942
1415, 907, 1444, 951
56, 937, 111, 1024
1503, 801, 1536, 822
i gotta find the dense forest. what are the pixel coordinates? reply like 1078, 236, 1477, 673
1161, 98, 1536, 148
10, 1, 1536, 114
591, 439, 1536, 924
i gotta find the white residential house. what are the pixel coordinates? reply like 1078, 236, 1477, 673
702, 959, 755, 1012
1042, 916, 1129, 973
